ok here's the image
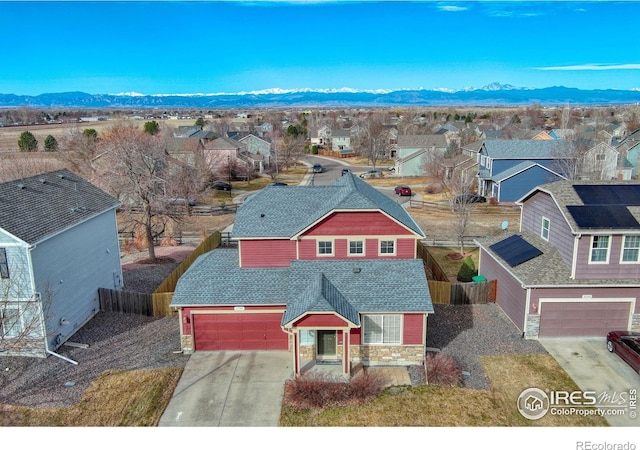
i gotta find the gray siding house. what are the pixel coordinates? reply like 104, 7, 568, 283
476, 180, 640, 338
0, 169, 122, 358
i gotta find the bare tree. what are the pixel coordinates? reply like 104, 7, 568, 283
0, 250, 49, 356
96, 124, 181, 262
361, 116, 394, 169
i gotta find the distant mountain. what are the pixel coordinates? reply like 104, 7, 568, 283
1, 84, 640, 108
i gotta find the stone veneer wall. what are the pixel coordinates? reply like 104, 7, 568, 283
349, 345, 425, 366
524, 314, 540, 339
181, 335, 194, 354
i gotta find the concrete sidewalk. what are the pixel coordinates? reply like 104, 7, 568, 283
159, 351, 293, 427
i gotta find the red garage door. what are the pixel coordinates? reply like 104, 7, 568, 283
193, 313, 289, 351
539, 301, 632, 337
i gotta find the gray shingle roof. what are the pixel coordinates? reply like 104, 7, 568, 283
171, 248, 434, 322
492, 160, 564, 182
481, 139, 564, 159
520, 179, 640, 233
477, 231, 640, 287
0, 169, 120, 244
232, 172, 425, 238
397, 134, 448, 148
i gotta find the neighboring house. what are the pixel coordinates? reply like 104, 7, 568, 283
549, 129, 577, 140
331, 128, 351, 154
477, 140, 570, 202
202, 135, 249, 172
171, 173, 433, 375
580, 141, 629, 180
238, 134, 272, 172
392, 134, 448, 176
476, 179, 640, 338
0, 169, 122, 357
311, 125, 332, 147
616, 128, 640, 177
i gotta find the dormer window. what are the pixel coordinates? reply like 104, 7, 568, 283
317, 240, 333, 256
541, 217, 550, 241
621, 236, 640, 263
589, 235, 610, 263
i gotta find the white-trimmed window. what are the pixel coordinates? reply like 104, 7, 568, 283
1, 306, 22, 338
363, 315, 401, 344
348, 240, 364, 256
0, 248, 9, 279
317, 240, 333, 256
299, 329, 315, 345
541, 217, 550, 241
621, 235, 640, 263
379, 240, 395, 255
590, 235, 610, 263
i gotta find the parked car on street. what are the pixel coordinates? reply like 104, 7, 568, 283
312, 164, 324, 173
606, 331, 640, 373
359, 170, 384, 179
269, 182, 288, 186
341, 168, 352, 176
212, 181, 232, 191
394, 185, 412, 196
454, 193, 486, 204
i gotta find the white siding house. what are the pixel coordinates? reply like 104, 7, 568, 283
0, 169, 122, 358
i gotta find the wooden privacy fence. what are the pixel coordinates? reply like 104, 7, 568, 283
100, 231, 222, 317
419, 241, 497, 305
99, 288, 153, 316
428, 279, 497, 305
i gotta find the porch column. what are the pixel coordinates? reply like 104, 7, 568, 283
343, 330, 350, 376
293, 331, 300, 376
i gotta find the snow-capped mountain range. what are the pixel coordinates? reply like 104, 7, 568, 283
1, 83, 640, 108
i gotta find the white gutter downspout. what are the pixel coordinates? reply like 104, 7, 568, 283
281, 325, 298, 375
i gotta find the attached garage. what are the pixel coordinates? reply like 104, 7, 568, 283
193, 313, 289, 351
538, 300, 633, 337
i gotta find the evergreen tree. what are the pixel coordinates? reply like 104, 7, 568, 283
18, 131, 38, 152
44, 135, 58, 152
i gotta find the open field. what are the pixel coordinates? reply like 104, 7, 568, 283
0, 119, 197, 153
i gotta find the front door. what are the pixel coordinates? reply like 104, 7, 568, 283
316, 330, 337, 359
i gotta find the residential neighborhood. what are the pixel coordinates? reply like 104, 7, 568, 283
1, 104, 639, 429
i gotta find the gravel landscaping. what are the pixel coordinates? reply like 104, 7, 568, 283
426, 303, 548, 389
1, 242, 547, 409
0, 313, 189, 408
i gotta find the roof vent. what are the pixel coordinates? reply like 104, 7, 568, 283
57, 174, 66, 179
260, 213, 265, 218
39, 178, 46, 184
353, 267, 361, 274
17, 183, 25, 189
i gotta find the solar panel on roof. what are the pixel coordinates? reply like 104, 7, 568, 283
567, 205, 640, 229
489, 235, 543, 267
573, 185, 640, 206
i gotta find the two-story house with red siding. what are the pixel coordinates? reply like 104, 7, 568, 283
171, 173, 433, 375
476, 180, 640, 339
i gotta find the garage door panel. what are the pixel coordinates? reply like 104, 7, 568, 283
193, 313, 288, 351
539, 301, 631, 337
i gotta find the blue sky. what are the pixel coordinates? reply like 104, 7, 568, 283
2, 1, 640, 95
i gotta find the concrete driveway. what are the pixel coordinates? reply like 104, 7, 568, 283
540, 338, 639, 427
159, 351, 293, 427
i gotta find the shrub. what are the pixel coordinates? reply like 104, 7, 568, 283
457, 255, 477, 282
284, 371, 385, 410
425, 353, 463, 387
423, 182, 444, 194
